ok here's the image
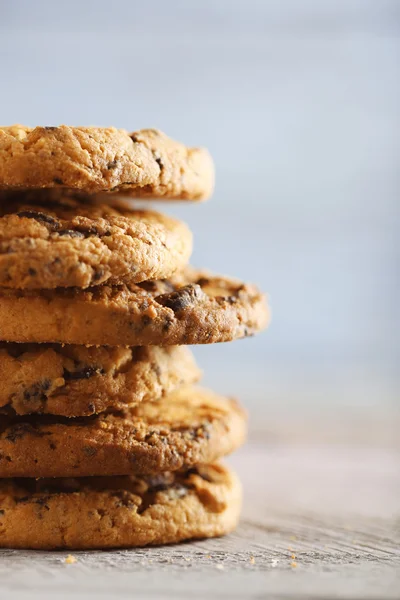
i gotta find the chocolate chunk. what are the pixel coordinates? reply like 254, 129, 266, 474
22, 380, 51, 405
63, 366, 100, 381
16, 211, 60, 230
5, 423, 50, 442
155, 156, 164, 170
155, 284, 206, 313
92, 267, 105, 283
83, 224, 99, 236
144, 430, 158, 443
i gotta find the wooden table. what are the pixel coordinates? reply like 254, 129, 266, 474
1, 416, 399, 600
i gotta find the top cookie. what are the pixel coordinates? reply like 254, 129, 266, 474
0, 126, 214, 200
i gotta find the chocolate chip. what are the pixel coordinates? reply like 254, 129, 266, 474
64, 366, 100, 381
28, 268, 37, 276
16, 211, 60, 230
53, 178, 64, 185
144, 430, 158, 443
92, 267, 105, 283
107, 160, 118, 170
155, 284, 206, 313
0, 509, 4, 515
44, 126, 57, 131
155, 157, 164, 170
130, 134, 138, 143
5, 423, 50, 442
22, 379, 51, 406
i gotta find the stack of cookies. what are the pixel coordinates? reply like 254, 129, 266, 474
0, 126, 269, 549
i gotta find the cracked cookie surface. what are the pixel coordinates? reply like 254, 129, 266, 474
0, 386, 247, 478
0, 344, 200, 417
0, 463, 241, 549
0, 194, 192, 288
0, 126, 214, 200
0, 267, 270, 345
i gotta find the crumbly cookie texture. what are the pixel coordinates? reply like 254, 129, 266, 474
0, 193, 192, 288
0, 267, 270, 345
0, 386, 247, 478
0, 126, 214, 200
0, 464, 241, 549
0, 344, 200, 417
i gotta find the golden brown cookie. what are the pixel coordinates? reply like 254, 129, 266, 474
0, 267, 270, 345
0, 194, 192, 288
0, 386, 247, 478
0, 344, 200, 417
0, 464, 241, 549
0, 126, 214, 200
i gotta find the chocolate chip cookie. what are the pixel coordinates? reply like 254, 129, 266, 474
0, 463, 241, 549
0, 126, 214, 200
0, 194, 192, 288
0, 267, 270, 345
0, 386, 247, 478
0, 344, 200, 417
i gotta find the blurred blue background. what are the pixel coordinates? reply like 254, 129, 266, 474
1, 0, 398, 425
